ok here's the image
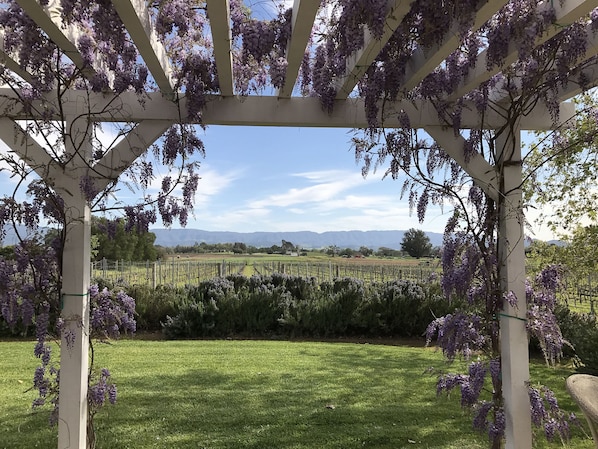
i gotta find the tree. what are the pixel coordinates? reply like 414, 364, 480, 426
526, 92, 598, 235
92, 217, 157, 261
326, 245, 339, 257
339, 247, 354, 257
401, 228, 432, 258
375, 246, 399, 257
232, 242, 247, 254
359, 246, 373, 257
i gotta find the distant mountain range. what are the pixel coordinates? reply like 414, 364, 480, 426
0, 225, 561, 250
150, 228, 445, 250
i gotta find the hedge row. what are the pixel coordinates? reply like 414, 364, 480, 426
155, 274, 464, 339
3, 273, 597, 373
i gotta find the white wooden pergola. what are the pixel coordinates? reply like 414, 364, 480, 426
1, 1, 598, 448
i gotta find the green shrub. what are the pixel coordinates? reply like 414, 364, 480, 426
162, 299, 219, 339
555, 304, 598, 374
126, 284, 187, 332
160, 275, 463, 340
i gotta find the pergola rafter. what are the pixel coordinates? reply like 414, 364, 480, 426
447, 0, 598, 101
334, 0, 414, 99
401, 0, 511, 93
489, 18, 598, 104
278, 0, 321, 98
112, 0, 176, 96
207, 0, 235, 96
15, 0, 98, 79
1, 2, 598, 449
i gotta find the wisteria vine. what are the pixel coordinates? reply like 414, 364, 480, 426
1, 1, 598, 448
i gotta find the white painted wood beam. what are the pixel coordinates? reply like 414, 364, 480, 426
0, 117, 62, 182
447, 0, 597, 102
93, 120, 172, 190
112, 0, 175, 97
196, 96, 569, 129
425, 126, 499, 201
206, 0, 234, 96
334, 0, 414, 100
15, 0, 95, 77
489, 18, 598, 104
278, 0, 321, 98
54, 117, 94, 449
0, 89, 571, 130
0, 30, 35, 84
402, 0, 510, 93
556, 58, 598, 101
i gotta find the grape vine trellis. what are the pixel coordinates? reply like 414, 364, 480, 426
1, 0, 597, 448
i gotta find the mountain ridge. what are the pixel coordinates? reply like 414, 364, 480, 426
150, 228, 445, 250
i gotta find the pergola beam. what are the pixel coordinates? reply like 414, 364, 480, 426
424, 126, 499, 201
278, 0, 321, 98
93, 120, 173, 190
0, 117, 62, 182
447, 0, 597, 101
207, 0, 234, 97
0, 89, 573, 130
334, 0, 414, 99
402, 0, 510, 92
0, 30, 35, 84
557, 58, 598, 101
112, 0, 175, 97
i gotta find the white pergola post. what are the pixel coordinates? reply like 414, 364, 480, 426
57, 191, 91, 449
496, 128, 532, 449
55, 118, 93, 449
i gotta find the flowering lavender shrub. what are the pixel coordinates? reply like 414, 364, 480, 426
161, 275, 461, 340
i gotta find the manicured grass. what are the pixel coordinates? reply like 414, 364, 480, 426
0, 339, 592, 449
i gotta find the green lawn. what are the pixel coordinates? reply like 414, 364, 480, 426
0, 339, 592, 449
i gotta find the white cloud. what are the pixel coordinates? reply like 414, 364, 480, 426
249, 170, 367, 208
139, 164, 242, 201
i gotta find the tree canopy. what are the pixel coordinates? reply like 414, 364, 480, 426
526, 92, 598, 236
401, 228, 432, 258
92, 217, 157, 261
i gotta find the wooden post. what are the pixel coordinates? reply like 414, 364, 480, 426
496, 129, 532, 449
56, 117, 94, 449
58, 192, 91, 449
152, 262, 157, 289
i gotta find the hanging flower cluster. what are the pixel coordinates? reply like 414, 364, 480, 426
32, 281, 136, 427
426, 214, 577, 445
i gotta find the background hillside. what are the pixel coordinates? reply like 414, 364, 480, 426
150, 229, 444, 250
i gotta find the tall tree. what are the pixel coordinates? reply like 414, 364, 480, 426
526, 92, 598, 235
92, 217, 157, 261
401, 228, 432, 258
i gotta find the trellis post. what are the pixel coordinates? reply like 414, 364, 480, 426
496, 129, 532, 449
56, 118, 93, 449
58, 192, 91, 449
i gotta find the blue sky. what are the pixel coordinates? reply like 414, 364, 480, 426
153, 125, 556, 240
164, 125, 452, 235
